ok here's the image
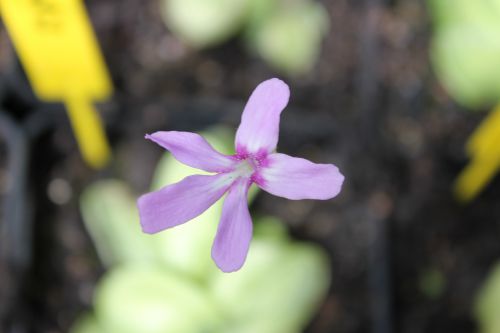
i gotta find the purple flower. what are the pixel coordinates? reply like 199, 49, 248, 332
138, 78, 344, 272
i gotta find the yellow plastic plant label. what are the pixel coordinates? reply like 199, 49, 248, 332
0, 0, 113, 168
455, 104, 500, 202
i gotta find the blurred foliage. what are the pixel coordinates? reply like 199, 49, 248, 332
246, 0, 329, 75
73, 127, 331, 333
418, 268, 446, 300
160, 0, 250, 48
475, 263, 500, 333
160, 0, 329, 75
429, 0, 500, 201
429, 0, 500, 109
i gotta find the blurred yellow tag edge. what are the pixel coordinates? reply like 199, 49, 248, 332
454, 104, 500, 202
0, 0, 113, 168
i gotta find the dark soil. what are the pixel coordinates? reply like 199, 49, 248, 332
2, 0, 500, 333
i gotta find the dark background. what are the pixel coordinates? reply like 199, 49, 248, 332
1, 0, 500, 332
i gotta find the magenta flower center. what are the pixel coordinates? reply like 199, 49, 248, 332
232, 152, 267, 185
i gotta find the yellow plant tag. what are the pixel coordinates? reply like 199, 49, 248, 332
455, 104, 500, 202
0, 0, 113, 168
65, 94, 111, 169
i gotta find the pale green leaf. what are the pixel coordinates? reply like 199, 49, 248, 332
475, 263, 500, 333
429, 0, 500, 108
80, 180, 155, 267
246, 1, 329, 75
94, 266, 222, 333
161, 0, 251, 48
70, 314, 103, 333
211, 219, 330, 333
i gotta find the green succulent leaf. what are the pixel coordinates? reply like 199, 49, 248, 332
475, 263, 500, 333
76, 217, 330, 333
70, 314, 102, 333
94, 266, 222, 333
211, 218, 331, 333
161, 0, 251, 48
429, 0, 500, 28
80, 180, 155, 267
429, 0, 500, 109
246, 0, 329, 75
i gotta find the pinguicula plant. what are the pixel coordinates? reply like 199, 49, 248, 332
138, 78, 344, 272
160, 0, 329, 75
428, 0, 500, 201
72, 127, 332, 333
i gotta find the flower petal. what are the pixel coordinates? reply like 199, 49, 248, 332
146, 131, 235, 172
211, 178, 253, 272
138, 174, 233, 234
235, 78, 290, 155
259, 153, 344, 200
